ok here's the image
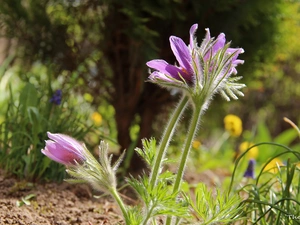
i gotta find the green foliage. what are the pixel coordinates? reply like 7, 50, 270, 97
135, 138, 157, 167
240, 161, 300, 224
125, 138, 244, 224
0, 0, 288, 166
0, 56, 19, 119
125, 206, 144, 225
229, 142, 300, 224
16, 193, 36, 207
253, 121, 300, 162
0, 81, 91, 181
231, 1, 300, 139
127, 174, 190, 224
187, 183, 244, 225
129, 138, 189, 224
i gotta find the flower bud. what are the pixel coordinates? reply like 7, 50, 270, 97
41, 132, 86, 166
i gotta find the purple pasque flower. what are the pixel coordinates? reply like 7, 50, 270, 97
146, 24, 245, 102
41, 132, 86, 166
146, 24, 199, 86
243, 159, 256, 179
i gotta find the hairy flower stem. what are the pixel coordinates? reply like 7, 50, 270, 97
165, 101, 203, 225
110, 187, 129, 224
150, 95, 189, 187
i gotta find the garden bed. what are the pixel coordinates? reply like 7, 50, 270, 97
0, 170, 124, 225
0, 168, 227, 225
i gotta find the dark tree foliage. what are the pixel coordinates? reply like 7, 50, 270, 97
0, 0, 283, 171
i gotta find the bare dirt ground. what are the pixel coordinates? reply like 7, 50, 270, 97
0, 167, 229, 225
0, 170, 125, 225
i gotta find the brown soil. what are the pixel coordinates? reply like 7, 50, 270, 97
0, 168, 229, 225
0, 170, 125, 225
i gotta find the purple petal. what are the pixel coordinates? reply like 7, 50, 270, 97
226, 48, 245, 70
47, 132, 84, 154
204, 32, 226, 61
189, 24, 198, 49
189, 24, 202, 80
169, 36, 193, 75
149, 71, 174, 82
212, 33, 226, 54
147, 59, 184, 80
202, 28, 211, 48
233, 59, 244, 65
42, 132, 86, 166
202, 29, 212, 60
204, 28, 211, 40
42, 141, 83, 165
227, 48, 244, 61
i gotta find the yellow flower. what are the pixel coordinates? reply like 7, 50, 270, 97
192, 140, 201, 149
91, 112, 102, 126
224, 114, 242, 137
238, 142, 259, 159
263, 158, 284, 174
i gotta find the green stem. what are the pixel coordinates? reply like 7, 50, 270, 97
150, 95, 189, 187
173, 104, 202, 193
110, 187, 129, 224
211, 131, 230, 154
165, 102, 203, 225
142, 205, 155, 225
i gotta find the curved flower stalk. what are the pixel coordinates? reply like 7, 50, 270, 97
42, 133, 129, 222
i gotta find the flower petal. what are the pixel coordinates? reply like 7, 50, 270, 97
47, 132, 84, 154
169, 36, 193, 76
147, 59, 184, 80
201, 28, 211, 50
227, 48, 244, 61
42, 141, 83, 165
149, 71, 174, 82
189, 24, 198, 49
212, 33, 226, 54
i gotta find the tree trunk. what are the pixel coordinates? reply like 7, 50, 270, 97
103, 5, 173, 174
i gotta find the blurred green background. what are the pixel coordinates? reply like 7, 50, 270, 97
0, 0, 300, 181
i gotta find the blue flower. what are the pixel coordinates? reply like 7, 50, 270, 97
50, 90, 62, 105
243, 159, 256, 179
